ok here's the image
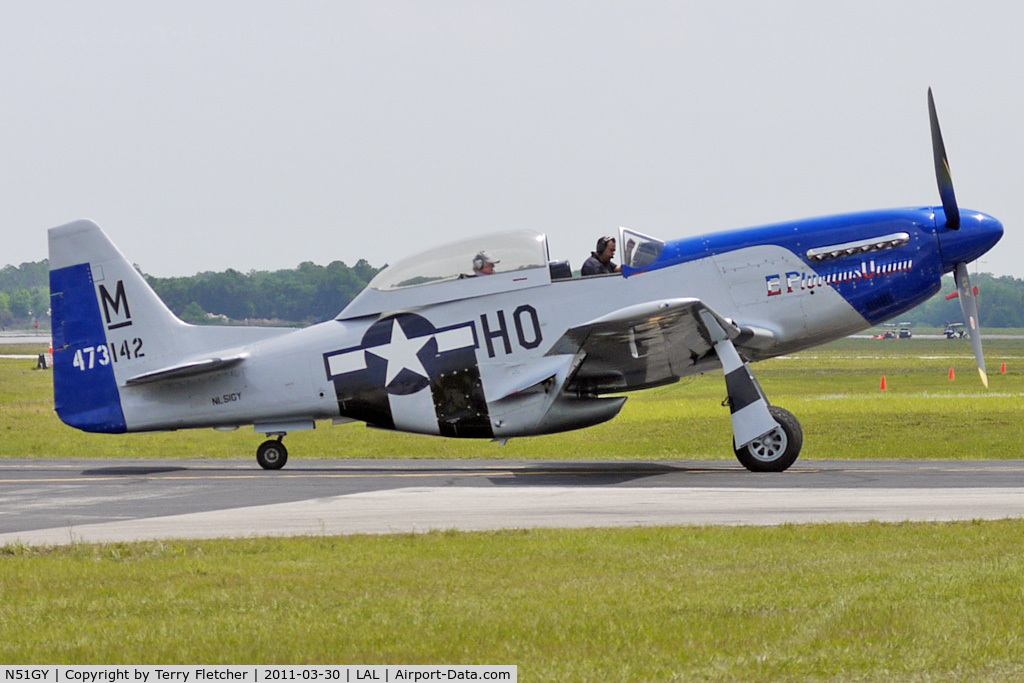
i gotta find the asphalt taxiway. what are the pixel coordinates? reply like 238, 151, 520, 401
1, 459, 1023, 546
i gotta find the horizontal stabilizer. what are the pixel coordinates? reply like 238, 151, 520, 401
125, 354, 248, 386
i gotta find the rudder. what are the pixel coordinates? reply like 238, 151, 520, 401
49, 220, 187, 433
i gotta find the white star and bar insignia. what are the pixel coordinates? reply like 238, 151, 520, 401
324, 315, 476, 394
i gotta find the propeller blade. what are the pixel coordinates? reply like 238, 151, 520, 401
954, 262, 987, 387
928, 88, 961, 231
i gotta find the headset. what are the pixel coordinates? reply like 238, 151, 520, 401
596, 235, 615, 255
473, 252, 497, 271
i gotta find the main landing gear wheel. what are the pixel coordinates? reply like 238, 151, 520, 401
734, 406, 803, 473
256, 438, 288, 470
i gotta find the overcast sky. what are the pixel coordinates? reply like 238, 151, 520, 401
3, 1, 1022, 278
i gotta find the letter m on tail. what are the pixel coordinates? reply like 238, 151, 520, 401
99, 280, 133, 329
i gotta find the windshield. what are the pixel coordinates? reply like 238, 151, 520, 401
368, 231, 549, 291
620, 227, 666, 270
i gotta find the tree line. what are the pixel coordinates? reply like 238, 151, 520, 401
2, 259, 1022, 329
0, 259, 382, 328
147, 259, 382, 324
898, 272, 1024, 329
0, 262, 50, 328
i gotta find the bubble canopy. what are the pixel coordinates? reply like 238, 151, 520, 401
338, 230, 552, 319
367, 230, 549, 291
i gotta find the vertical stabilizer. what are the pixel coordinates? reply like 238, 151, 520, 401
49, 220, 187, 432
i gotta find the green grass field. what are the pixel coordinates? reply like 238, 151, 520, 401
4, 338, 1024, 677
4, 336, 1023, 461
2, 522, 1024, 679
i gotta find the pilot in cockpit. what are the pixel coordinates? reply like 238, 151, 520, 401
581, 235, 622, 276
472, 251, 499, 276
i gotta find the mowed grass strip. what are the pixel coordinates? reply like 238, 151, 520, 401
1, 521, 1023, 679
3, 336, 1024, 460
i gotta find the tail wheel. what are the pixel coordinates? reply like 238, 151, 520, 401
734, 406, 803, 472
256, 439, 288, 470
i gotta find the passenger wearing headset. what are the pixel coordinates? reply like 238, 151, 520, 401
472, 251, 499, 275
581, 235, 622, 276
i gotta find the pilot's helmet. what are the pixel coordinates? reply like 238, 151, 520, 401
596, 235, 616, 254
473, 251, 500, 271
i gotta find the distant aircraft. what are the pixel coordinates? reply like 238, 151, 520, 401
48, 90, 1001, 472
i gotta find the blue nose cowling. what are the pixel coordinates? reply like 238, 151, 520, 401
937, 209, 1003, 273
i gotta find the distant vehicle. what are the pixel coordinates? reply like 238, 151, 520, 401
945, 322, 967, 339
46, 90, 1001, 473
877, 322, 912, 340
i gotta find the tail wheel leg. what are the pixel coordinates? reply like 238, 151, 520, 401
256, 436, 288, 470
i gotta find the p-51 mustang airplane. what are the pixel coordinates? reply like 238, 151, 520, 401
48, 90, 1002, 472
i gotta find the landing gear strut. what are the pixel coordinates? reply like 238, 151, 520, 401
256, 436, 288, 470
702, 311, 803, 472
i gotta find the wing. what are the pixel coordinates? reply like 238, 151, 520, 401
549, 298, 741, 394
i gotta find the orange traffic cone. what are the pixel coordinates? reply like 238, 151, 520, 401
1001, 362, 1007, 374
949, 367, 955, 381
881, 375, 887, 391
